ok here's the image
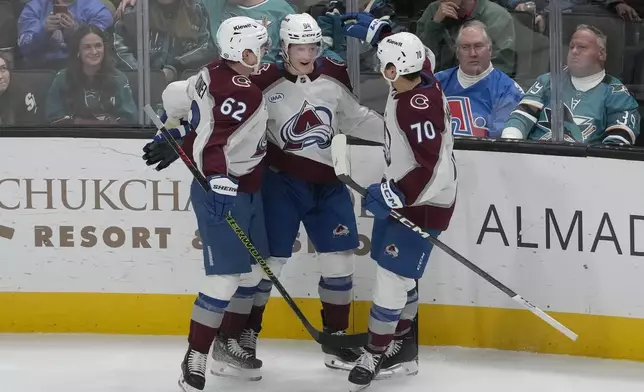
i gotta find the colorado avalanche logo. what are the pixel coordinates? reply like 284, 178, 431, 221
385, 244, 399, 258
410, 94, 430, 110
333, 224, 349, 237
281, 101, 334, 151
252, 132, 268, 158
448, 97, 489, 137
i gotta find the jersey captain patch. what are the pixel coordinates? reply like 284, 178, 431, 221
280, 100, 334, 151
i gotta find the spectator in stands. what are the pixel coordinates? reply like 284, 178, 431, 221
17, 0, 113, 70
0, 0, 18, 66
529, 1, 640, 34
46, 24, 137, 124
436, 21, 524, 138
115, 0, 295, 63
608, 0, 641, 21
502, 24, 640, 145
0, 52, 41, 125
416, 0, 516, 75
113, 0, 214, 83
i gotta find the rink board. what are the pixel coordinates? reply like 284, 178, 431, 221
2, 139, 644, 362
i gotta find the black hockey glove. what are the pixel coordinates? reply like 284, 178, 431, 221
142, 139, 179, 171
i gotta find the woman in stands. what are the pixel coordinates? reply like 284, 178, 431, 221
46, 24, 137, 125
0, 52, 42, 126
113, 0, 215, 84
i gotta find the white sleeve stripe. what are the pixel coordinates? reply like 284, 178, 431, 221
603, 135, 631, 145
519, 99, 544, 109
605, 125, 636, 144
513, 109, 537, 123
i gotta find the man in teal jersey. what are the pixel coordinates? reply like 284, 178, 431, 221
502, 24, 640, 145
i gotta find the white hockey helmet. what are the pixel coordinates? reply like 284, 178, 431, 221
376, 32, 426, 82
216, 16, 269, 69
279, 13, 323, 58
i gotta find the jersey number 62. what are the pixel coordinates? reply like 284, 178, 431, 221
221, 97, 247, 121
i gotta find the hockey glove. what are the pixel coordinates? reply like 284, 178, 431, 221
208, 175, 239, 223
142, 115, 191, 171
341, 12, 392, 46
362, 179, 405, 219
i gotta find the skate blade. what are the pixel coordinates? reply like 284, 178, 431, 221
348, 382, 371, 392
210, 360, 262, 381
324, 354, 356, 371
178, 376, 202, 392
374, 360, 419, 380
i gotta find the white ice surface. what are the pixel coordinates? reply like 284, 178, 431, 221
2, 334, 644, 392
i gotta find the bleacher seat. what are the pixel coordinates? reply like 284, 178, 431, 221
122, 70, 167, 107
510, 11, 535, 80
10, 70, 56, 123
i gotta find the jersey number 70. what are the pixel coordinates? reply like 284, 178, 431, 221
411, 121, 436, 143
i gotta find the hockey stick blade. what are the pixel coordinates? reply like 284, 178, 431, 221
144, 106, 368, 348
331, 141, 578, 341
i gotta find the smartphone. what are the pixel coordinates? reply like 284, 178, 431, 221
53, 4, 68, 14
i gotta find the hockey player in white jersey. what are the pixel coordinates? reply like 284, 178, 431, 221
212, 12, 386, 379
143, 16, 270, 392
339, 13, 457, 391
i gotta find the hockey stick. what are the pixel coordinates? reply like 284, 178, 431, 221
143, 105, 368, 349
331, 134, 579, 342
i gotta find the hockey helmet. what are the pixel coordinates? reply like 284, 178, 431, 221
216, 16, 269, 70
279, 13, 323, 60
376, 32, 427, 82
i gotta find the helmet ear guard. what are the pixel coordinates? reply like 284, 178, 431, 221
376, 32, 427, 82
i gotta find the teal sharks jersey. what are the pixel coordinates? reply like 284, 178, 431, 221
504, 71, 640, 145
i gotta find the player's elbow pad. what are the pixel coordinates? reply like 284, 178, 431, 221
161, 80, 192, 119
501, 127, 524, 139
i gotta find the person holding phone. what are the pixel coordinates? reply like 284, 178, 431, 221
18, 0, 113, 69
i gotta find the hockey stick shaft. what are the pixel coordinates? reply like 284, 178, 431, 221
343, 175, 577, 341
144, 106, 367, 348
331, 135, 577, 341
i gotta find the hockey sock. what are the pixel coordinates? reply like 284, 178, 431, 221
246, 278, 273, 332
318, 275, 353, 332
395, 286, 419, 337
188, 293, 230, 353
219, 285, 258, 339
367, 304, 403, 354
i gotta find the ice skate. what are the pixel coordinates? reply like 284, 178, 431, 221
210, 335, 263, 381
347, 350, 383, 392
178, 347, 207, 392
239, 328, 262, 366
375, 330, 419, 379
321, 311, 363, 371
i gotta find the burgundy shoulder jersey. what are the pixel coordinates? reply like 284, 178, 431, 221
163, 61, 268, 193
384, 57, 458, 230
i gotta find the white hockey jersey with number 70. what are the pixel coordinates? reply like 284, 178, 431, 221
383, 56, 457, 230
